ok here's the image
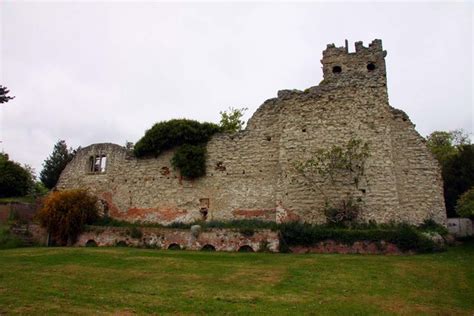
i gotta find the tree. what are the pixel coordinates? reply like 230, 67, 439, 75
426, 129, 470, 165
456, 187, 474, 218
295, 138, 370, 225
442, 144, 474, 217
36, 189, 99, 245
0, 153, 34, 197
40, 140, 76, 189
0, 85, 15, 104
426, 130, 473, 217
219, 107, 247, 133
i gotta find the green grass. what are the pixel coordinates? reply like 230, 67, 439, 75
0, 225, 25, 250
0, 243, 473, 315
0, 196, 36, 204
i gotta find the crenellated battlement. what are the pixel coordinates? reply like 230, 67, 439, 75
321, 39, 387, 85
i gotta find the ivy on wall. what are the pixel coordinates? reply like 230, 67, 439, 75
295, 138, 370, 225
133, 119, 222, 179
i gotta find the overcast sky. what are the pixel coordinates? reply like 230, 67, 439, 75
1, 1, 472, 174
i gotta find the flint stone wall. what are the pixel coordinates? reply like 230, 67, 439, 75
57, 39, 446, 226
289, 240, 402, 255
76, 226, 279, 252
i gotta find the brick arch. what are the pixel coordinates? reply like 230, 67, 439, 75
201, 244, 216, 251
238, 245, 254, 252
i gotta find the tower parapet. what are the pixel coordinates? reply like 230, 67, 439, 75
321, 39, 387, 86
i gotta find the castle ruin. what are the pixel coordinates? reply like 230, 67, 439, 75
57, 39, 446, 226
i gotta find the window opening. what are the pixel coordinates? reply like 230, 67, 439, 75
89, 155, 107, 173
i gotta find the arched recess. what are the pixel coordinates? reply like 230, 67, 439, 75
238, 245, 254, 252
168, 243, 181, 250
201, 244, 216, 252
85, 239, 98, 247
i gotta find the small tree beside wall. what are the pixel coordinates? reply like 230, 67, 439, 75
36, 189, 99, 245
295, 138, 370, 225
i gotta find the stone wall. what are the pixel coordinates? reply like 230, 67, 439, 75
447, 218, 473, 237
0, 202, 39, 224
289, 240, 402, 255
57, 39, 446, 226
75, 226, 279, 252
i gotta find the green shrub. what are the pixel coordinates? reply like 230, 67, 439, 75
36, 189, 99, 245
0, 153, 33, 198
239, 228, 255, 237
418, 219, 448, 236
133, 119, 222, 179
456, 186, 474, 218
167, 221, 192, 229
219, 107, 247, 133
171, 144, 207, 179
133, 119, 221, 157
324, 197, 361, 227
115, 240, 128, 247
129, 227, 143, 239
278, 221, 438, 253
205, 219, 277, 230
0, 226, 24, 250
258, 240, 271, 253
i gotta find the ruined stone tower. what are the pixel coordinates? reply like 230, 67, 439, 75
57, 39, 447, 226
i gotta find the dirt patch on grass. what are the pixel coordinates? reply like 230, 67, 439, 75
358, 295, 469, 315
222, 267, 285, 286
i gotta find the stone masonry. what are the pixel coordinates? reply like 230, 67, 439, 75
75, 226, 279, 252
57, 39, 446, 226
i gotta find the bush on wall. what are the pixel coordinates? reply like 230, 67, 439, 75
36, 189, 99, 245
133, 119, 221, 157
278, 221, 441, 253
133, 119, 222, 179
171, 144, 207, 179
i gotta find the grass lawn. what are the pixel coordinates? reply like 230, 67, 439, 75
0, 242, 473, 315
0, 196, 37, 204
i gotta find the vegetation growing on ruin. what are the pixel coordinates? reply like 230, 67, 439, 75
133, 119, 222, 157
0, 225, 25, 250
295, 138, 370, 224
219, 107, 247, 133
171, 144, 207, 179
133, 109, 248, 179
90, 217, 446, 253
277, 221, 444, 253
133, 119, 222, 179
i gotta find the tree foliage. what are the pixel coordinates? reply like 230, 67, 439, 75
219, 107, 247, 133
442, 144, 474, 217
40, 140, 76, 189
133, 119, 222, 179
171, 144, 207, 179
0, 153, 33, 197
426, 129, 473, 217
36, 189, 99, 245
456, 187, 474, 218
295, 138, 369, 224
296, 138, 370, 190
133, 119, 221, 157
426, 129, 470, 166
0, 85, 14, 104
